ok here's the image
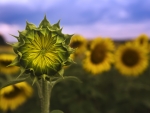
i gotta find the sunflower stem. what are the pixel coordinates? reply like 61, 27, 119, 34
41, 79, 51, 113
35, 80, 43, 99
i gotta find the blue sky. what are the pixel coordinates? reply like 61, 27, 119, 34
0, 0, 150, 42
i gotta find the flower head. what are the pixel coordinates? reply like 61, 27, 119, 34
115, 42, 148, 76
134, 34, 149, 48
69, 34, 87, 53
0, 53, 20, 75
10, 16, 74, 80
0, 82, 33, 111
82, 37, 114, 75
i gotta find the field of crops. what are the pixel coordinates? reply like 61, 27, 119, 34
0, 34, 150, 113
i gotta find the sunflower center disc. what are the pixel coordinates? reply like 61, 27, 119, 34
140, 38, 144, 44
122, 49, 139, 67
0, 60, 12, 66
40, 48, 47, 55
3, 85, 23, 99
70, 41, 82, 48
90, 44, 106, 64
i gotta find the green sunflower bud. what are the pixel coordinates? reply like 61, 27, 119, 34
9, 16, 74, 80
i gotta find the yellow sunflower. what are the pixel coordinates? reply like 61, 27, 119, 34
82, 37, 115, 75
0, 82, 33, 111
0, 53, 20, 75
134, 34, 149, 48
115, 42, 148, 76
69, 34, 87, 55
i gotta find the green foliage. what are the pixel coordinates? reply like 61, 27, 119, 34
0, 77, 29, 89
50, 63, 150, 113
51, 110, 64, 113
1, 58, 150, 113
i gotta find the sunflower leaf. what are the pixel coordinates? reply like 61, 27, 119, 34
0, 77, 29, 89
51, 110, 64, 113
51, 76, 81, 87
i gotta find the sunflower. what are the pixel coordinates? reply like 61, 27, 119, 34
0, 82, 33, 111
69, 34, 87, 55
82, 37, 115, 75
9, 16, 74, 80
0, 53, 20, 75
134, 34, 149, 48
115, 42, 148, 76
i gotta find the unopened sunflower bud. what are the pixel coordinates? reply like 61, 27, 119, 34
10, 16, 74, 80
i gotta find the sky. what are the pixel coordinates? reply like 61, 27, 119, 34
0, 0, 150, 42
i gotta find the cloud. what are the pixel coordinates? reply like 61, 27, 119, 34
0, 23, 23, 42
1, 20, 150, 43
63, 20, 150, 40
0, 0, 150, 41
0, 0, 150, 25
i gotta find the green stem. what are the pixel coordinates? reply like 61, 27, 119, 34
40, 79, 52, 113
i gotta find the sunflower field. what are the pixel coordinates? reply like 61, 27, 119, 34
0, 33, 150, 113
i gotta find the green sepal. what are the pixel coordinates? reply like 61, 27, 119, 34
11, 37, 25, 53
52, 20, 60, 29
10, 34, 19, 39
11, 38, 25, 54
58, 68, 64, 78
18, 30, 27, 37
18, 29, 35, 40
64, 34, 74, 45
25, 30, 35, 40
39, 29, 47, 37
7, 56, 20, 67
25, 21, 37, 30
0, 77, 29, 89
32, 77, 38, 85
48, 28, 62, 35
16, 67, 26, 79
63, 57, 76, 66
39, 15, 51, 28
65, 46, 75, 54
41, 74, 47, 81
51, 110, 64, 113
25, 68, 35, 77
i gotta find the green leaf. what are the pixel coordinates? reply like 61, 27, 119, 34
52, 76, 81, 87
51, 110, 64, 113
0, 77, 29, 89
64, 76, 82, 83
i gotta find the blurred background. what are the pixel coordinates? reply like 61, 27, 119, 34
0, 0, 150, 113
0, 0, 150, 42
